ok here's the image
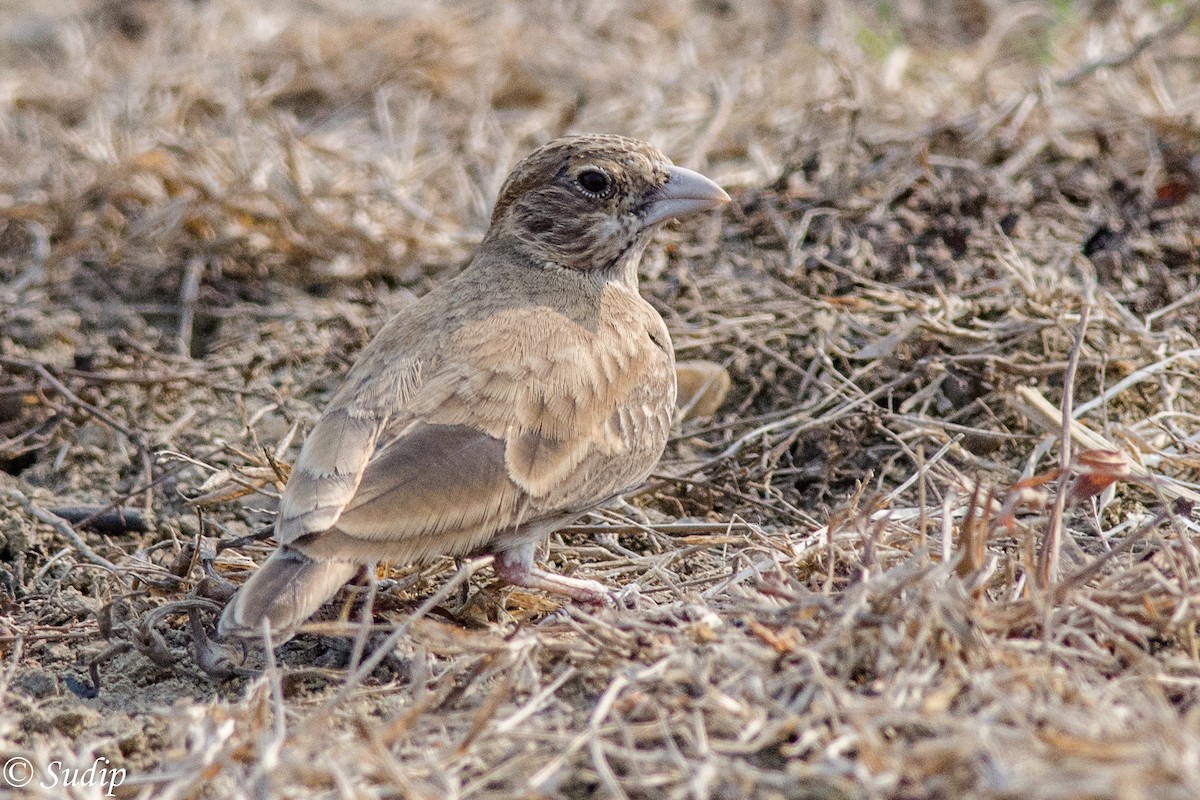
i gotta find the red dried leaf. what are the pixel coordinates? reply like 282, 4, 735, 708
1155, 180, 1191, 208
1067, 449, 1130, 504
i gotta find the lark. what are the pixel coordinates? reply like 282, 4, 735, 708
219, 134, 729, 642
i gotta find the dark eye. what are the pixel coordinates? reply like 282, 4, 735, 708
577, 169, 611, 196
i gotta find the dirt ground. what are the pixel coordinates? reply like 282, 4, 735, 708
3, 0, 1200, 797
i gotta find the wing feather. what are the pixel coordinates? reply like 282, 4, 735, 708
276, 357, 420, 545
338, 422, 523, 540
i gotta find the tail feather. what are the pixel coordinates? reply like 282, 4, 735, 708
218, 547, 359, 644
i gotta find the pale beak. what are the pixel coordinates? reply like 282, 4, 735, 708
640, 165, 731, 226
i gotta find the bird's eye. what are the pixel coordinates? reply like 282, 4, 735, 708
576, 169, 611, 196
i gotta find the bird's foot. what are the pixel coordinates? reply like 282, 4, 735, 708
493, 546, 615, 606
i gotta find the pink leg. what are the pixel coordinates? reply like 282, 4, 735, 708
492, 542, 612, 603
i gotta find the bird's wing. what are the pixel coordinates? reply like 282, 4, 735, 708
285, 300, 674, 564
299, 421, 528, 561
274, 353, 421, 547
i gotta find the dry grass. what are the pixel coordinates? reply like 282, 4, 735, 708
3, 0, 1200, 797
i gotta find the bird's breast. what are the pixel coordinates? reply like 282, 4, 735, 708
417, 291, 673, 444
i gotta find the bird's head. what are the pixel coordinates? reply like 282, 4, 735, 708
486, 134, 729, 275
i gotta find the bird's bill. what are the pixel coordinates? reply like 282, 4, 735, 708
640, 165, 731, 226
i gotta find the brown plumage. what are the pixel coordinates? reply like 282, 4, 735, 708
218, 134, 729, 642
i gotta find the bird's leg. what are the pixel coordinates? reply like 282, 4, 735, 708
492, 542, 612, 603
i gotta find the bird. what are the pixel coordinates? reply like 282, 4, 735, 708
218, 133, 730, 643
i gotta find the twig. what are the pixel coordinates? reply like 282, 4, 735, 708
176, 257, 205, 358
0, 356, 142, 444
0, 635, 24, 704
1071, 347, 1200, 420
883, 433, 960, 504
531, 671, 633, 791
319, 555, 494, 710
1037, 299, 1091, 589
1053, 510, 1168, 600
916, 445, 928, 553
682, 372, 910, 478
2, 488, 124, 578
348, 564, 379, 674
1011, 385, 1200, 504
495, 665, 577, 734
563, 522, 759, 536
47, 505, 149, 535
1055, 2, 1200, 87
1145, 288, 1200, 328
252, 620, 288, 789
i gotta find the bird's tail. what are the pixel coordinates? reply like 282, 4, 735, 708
218, 546, 359, 644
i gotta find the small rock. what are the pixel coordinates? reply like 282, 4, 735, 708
12, 669, 56, 698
